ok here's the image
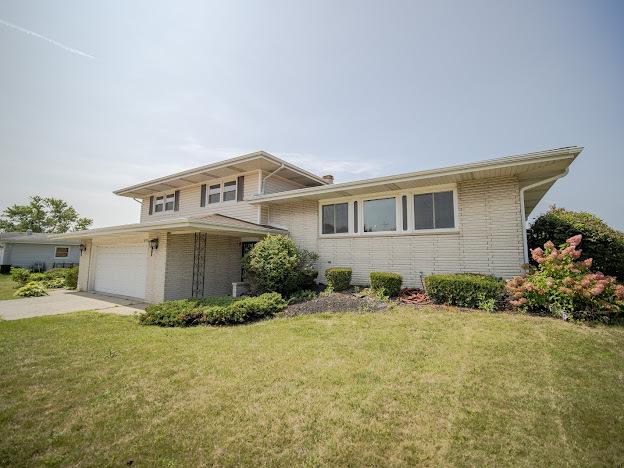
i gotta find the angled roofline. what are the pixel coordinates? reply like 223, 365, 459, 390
113, 150, 328, 197
249, 146, 583, 204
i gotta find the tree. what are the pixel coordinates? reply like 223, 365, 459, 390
0, 196, 93, 233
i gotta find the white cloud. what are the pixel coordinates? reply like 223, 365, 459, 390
279, 152, 382, 182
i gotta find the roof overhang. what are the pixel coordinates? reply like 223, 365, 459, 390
51, 216, 287, 240
0, 237, 80, 245
249, 146, 583, 215
114, 151, 328, 198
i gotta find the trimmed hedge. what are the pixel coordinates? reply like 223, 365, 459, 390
325, 267, 352, 291
370, 272, 403, 297
139, 293, 287, 327
425, 273, 505, 309
528, 207, 624, 280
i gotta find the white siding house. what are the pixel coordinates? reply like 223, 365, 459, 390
55, 148, 582, 302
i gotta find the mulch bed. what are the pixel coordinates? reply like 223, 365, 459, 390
282, 292, 388, 316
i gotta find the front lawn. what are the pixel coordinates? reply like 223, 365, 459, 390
0, 274, 18, 300
1, 309, 623, 465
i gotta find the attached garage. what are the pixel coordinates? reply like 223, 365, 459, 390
93, 243, 148, 299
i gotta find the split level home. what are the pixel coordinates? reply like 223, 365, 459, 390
56, 147, 582, 303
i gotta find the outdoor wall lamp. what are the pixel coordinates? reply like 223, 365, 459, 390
79, 243, 87, 255
149, 238, 159, 255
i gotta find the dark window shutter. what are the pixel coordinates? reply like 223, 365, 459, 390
174, 190, 180, 211
237, 176, 245, 202
353, 201, 358, 233
200, 184, 206, 207
149, 196, 154, 215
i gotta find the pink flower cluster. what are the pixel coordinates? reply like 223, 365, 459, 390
507, 235, 624, 314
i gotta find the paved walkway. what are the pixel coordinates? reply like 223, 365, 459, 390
0, 290, 148, 321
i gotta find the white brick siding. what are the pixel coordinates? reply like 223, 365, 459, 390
266, 177, 525, 288
164, 233, 241, 300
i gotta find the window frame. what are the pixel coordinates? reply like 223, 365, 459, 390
318, 184, 459, 238
321, 202, 349, 235
361, 196, 399, 234
222, 179, 237, 203
208, 183, 221, 204
54, 246, 70, 259
152, 192, 176, 214
412, 189, 457, 232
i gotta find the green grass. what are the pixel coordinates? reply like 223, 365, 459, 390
1, 309, 623, 466
0, 274, 19, 300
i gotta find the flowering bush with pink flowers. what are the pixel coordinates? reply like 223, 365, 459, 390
507, 235, 624, 319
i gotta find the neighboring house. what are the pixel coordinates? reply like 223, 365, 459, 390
56, 147, 582, 302
0, 232, 80, 271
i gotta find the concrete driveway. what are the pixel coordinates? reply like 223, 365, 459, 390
0, 290, 148, 321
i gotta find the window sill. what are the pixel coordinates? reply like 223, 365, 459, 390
319, 229, 460, 239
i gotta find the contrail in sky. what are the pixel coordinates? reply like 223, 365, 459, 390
0, 18, 95, 59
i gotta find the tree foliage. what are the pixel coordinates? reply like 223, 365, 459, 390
0, 196, 92, 233
528, 206, 624, 281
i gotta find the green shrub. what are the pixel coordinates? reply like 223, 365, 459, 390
139, 299, 200, 327
139, 293, 287, 327
29, 272, 47, 282
10, 267, 31, 286
507, 235, 624, 319
425, 273, 505, 309
325, 267, 352, 291
44, 277, 66, 289
44, 268, 69, 280
369, 272, 403, 297
287, 289, 318, 304
14, 281, 48, 297
528, 207, 624, 280
65, 266, 79, 289
243, 234, 318, 295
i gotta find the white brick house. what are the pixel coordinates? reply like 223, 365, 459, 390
56, 147, 582, 303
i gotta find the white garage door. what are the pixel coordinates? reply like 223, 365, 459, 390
94, 244, 147, 299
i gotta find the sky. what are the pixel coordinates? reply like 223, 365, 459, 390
0, 0, 623, 229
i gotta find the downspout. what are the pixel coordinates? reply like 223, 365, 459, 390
519, 168, 569, 263
260, 164, 286, 195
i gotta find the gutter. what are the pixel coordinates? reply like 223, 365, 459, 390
519, 168, 569, 263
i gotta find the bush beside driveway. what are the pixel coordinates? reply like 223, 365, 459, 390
0, 308, 623, 466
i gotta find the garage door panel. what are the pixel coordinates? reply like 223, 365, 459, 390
94, 244, 147, 299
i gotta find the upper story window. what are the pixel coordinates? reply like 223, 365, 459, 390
200, 176, 244, 207
223, 180, 237, 202
149, 190, 179, 215
414, 191, 455, 230
55, 246, 69, 258
154, 196, 164, 212
208, 184, 221, 204
363, 197, 396, 232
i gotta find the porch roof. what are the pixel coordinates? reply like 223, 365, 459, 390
51, 214, 287, 240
